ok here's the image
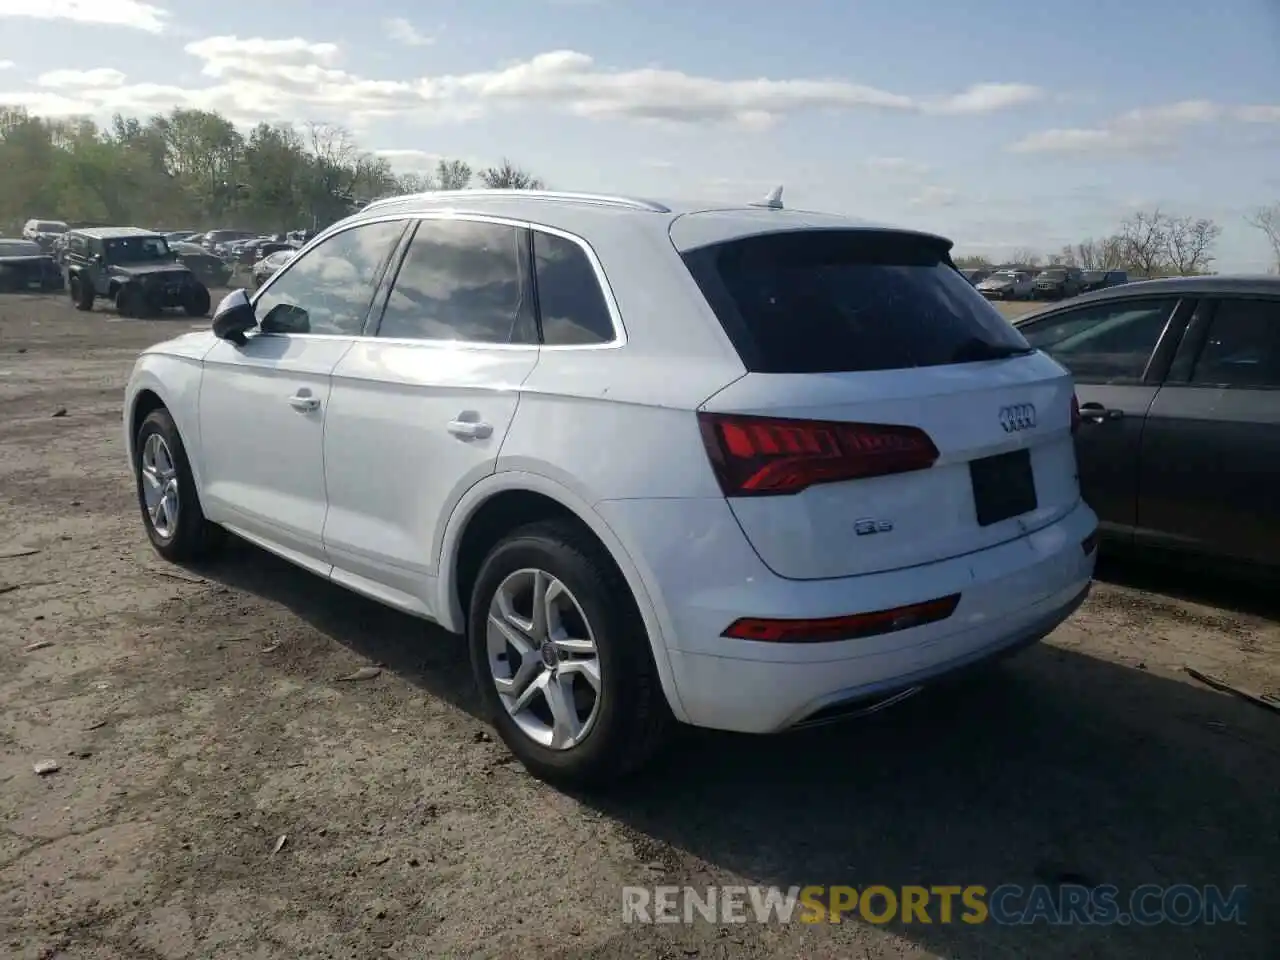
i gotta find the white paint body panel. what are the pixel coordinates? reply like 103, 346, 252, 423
122, 191, 1097, 735
199, 335, 356, 563
322, 340, 539, 613
703, 353, 1080, 579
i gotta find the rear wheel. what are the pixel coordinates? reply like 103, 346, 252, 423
69, 275, 94, 311
134, 408, 224, 562
467, 520, 672, 788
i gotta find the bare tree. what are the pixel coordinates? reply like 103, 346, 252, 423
1164, 215, 1221, 275
1119, 210, 1171, 278
479, 158, 545, 190
953, 254, 992, 269
1074, 236, 1125, 271
1008, 247, 1041, 268
395, 172, 434, 194
1246, 204, 1280, 273
305, 121, 358, 167
435, 159, 472, 190
1049, 245, 1078, 266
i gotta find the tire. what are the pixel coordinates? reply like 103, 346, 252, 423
69, 275, 94, 311
134, 408, 224, 562
183, 283, 211, 318
116, 284, 144, 318
467, 519, 672, 789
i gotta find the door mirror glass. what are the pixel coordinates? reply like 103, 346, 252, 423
212, 289, 257, 345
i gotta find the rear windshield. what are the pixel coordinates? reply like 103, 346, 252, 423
681, 230, 1030, 374
35, 221, 67, 233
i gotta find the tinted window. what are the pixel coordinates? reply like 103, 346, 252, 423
1019, 298, 1176, 382
1190, 299, 1280, 388
681, 230, 1029, 374
377, 219, 531, 343
255, 219, 404, 336
533, 231, 615, 345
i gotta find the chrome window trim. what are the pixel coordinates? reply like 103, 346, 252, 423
248, 210, 625, 352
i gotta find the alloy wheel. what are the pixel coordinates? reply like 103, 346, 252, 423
139, 433, 180, 539
486, 568, 602, 750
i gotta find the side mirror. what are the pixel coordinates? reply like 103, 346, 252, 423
212, 289, 257, 346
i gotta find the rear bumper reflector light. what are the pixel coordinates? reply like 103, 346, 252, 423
722, 594, 961, 644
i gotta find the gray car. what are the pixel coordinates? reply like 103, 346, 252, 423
977, 270, 1033, 300
1015, 275, 1280, 572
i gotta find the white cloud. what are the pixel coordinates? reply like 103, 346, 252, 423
37, 68, 127, 88
0, 0, 169, 33
1010, 98, 1280, 155
0, 37, 1047, 130
864, 156, 931, 176
0, 60, 14, 70
908, 186, 958, 207
384, 17, 435, 47
373, 148, 444, 172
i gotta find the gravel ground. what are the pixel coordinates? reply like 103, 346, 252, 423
1, 290, 1277, 960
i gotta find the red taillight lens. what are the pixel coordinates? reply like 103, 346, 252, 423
722, 594, 961, 643
1070, 393, 1081, 435
697, 412, 939, 497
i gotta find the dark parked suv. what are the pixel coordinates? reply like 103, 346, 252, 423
63, 227, 211, 318
1032, 266, 1084, 300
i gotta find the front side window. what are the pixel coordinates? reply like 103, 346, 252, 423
1018, 298, 1177, 383
255, 219, 405, 336
1190, 299, 1280, 388
377, 219, 532, 344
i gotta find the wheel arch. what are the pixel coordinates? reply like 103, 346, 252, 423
436, 472, 690, 724
124, 362, 208, 497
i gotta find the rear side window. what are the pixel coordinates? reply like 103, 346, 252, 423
681, 230, 1029, 374
1190, 298, 1280, 388
532, 231, 615, 345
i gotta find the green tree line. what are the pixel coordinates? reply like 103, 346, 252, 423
0, 105, 546, 236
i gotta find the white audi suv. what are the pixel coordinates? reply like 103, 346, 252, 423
123, 188, 1097, 787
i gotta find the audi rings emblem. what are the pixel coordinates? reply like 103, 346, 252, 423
999, 403, 1037, 433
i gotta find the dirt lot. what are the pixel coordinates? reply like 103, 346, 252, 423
1, 291, 1277, 960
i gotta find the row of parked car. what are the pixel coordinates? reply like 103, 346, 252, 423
961, 264, 1130, 301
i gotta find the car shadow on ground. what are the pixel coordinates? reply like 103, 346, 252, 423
195, 540, 1279, 960
1095, 550, 1280, 621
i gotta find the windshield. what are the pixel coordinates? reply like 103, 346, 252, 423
1039, 269, 1067, 278
34, 221, 67, 233
103, 236, 172, 263
0, 240, 42, 256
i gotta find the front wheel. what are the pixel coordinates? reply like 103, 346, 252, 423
183, 283, 211, 317
69, 275, 94, 311
134, 408, 224, 562
467, 520, 672, 789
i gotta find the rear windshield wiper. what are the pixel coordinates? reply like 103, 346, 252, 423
950, 338, 1033, 363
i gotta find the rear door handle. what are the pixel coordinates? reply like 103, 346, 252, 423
447, 419, 493, 440
289, 393, 320, 412
1079, 402, 1122, 423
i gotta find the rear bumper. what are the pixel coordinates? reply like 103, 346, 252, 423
596, 497, 1097, 733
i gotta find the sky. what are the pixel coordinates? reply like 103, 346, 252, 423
0, 0, 1277, 269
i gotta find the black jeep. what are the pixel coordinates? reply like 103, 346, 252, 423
63, 227, 211, 318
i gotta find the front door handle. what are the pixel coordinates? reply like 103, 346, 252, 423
289, 393, 320, 412
447, 419, 492, 440
1078, 402, 1122, 423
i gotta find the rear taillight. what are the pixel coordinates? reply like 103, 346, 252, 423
1070, 393, 1081, 435
697, 412, 939, 497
